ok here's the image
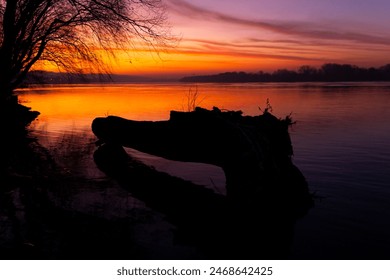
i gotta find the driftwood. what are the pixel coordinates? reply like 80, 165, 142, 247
91, 107, 313, 258
92, 107, 310, 210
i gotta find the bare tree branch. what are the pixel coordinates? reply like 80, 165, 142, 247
0, 0, 176, 94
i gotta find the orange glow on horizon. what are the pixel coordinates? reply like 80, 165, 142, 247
32, 0, 390, 78
34, 39, 390, 78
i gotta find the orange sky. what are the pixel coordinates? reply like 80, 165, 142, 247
39, 0, 390, 78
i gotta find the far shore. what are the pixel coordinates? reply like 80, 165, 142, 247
21, 63, 390, 86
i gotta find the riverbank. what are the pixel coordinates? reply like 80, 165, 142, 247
0, 130, 223, 259
1, 133, 168, 259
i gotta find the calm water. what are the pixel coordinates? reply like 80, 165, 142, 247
18, 82, 390, 259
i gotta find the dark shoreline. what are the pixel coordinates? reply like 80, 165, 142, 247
0, 135, 168, 260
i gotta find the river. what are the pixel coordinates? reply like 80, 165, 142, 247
17, 82, 390, 259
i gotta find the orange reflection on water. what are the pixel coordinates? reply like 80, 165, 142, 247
19, 84, 195, 135
18, 83, 320, 135
19, 82, 380, 136
21, 85, 177, 119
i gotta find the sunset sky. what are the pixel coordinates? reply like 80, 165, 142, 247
43, 0, 390, 78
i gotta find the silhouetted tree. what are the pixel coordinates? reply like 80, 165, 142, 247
0, 0, 173, 101
379, 64, 390, 80
320, 63, 361, 81
298, 65, 318, 81
272, 69, 298, 82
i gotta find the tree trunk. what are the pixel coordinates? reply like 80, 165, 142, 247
0, 0, 18, 98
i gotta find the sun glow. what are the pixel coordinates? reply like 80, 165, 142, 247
33, 0, 390, 78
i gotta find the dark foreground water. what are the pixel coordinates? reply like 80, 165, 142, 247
17, 82, 390, 259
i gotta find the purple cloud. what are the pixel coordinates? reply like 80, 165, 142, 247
165, 0, 390, 45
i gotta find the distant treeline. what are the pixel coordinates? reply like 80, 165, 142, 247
180, 63, 390, 83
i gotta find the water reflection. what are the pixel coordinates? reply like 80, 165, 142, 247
94, 143, 308, 259
15, 82, 390, 259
